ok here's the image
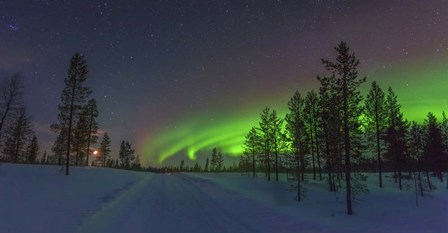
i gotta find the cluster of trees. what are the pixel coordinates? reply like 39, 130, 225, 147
118, 140, 141, 170
48, 53, 98, 175
40, 53, 141, 173
0, 53, 143, 174
238, 42, 448, 215
176, 148, 229, 173
0, 75, 39, 164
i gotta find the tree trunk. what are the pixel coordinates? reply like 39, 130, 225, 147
426, 172, 432, 190
314, 118, 322, 180
65, 76, 77, 176
275, 150, 279, 181
297, 153, 301, 202
86, 116, 93, 166
375, 107, 383, 188
252, 149, 255, 178
310, 119, 316, 180
343, 76, 353, 215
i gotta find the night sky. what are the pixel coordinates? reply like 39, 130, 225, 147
0, 0, 447, 166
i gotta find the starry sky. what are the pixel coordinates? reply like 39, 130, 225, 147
0, 0, 447, 167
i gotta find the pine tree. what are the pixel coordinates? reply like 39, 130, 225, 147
408, 121, 425, 196
318, 75, 342, 192
423, 112, 444, 182
385, 87, 407, 190
243, 127, 259, 178
364, 81, 387, 187
285, 91, 306, 201
304, 90, 320, 180
27, 135, 39, 163
321, 41, 366, 215
53, 53, 91, 175
98, 132, 111, 167
259, 107, 272, 181
270, 110, 283, 181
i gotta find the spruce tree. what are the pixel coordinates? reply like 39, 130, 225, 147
364, 81, 387, 187
98, 132, 111, 167
321, 41, 366, 215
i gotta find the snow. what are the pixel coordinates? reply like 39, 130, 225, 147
0, 163, 447, 233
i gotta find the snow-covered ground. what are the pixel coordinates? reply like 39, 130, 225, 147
0, 163, 446, 233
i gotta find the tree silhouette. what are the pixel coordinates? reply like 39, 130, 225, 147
98, 132, 111, 167
364, 81, 387, 187
385, 87, 407, 190
321, 41, 366, 215
285, 91, 306, 201
243, 127, 260, 178
53, 53, 91, 175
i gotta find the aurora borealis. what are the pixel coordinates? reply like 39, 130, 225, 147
1, 0, 447, 166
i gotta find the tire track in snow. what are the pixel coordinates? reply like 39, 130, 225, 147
176, 174, 258, 233
75, 174, 155, 233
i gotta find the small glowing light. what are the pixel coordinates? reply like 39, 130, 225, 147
93, 150, 98, 155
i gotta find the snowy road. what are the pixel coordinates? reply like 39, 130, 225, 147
2, 165, 446, 233
76, 173, 291, 233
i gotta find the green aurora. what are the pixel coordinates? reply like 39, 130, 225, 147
140, 60, 447, 166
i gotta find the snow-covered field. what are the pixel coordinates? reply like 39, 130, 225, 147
0, 163, 446, 233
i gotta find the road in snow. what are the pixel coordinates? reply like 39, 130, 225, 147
76, 173, 310, 233
1, 164, 446, 233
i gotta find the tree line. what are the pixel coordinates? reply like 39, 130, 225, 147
238, 42, 448, 215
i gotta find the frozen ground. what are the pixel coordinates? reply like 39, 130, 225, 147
0, 163, 446, 233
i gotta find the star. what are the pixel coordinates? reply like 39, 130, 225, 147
8, 24, 19, 31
